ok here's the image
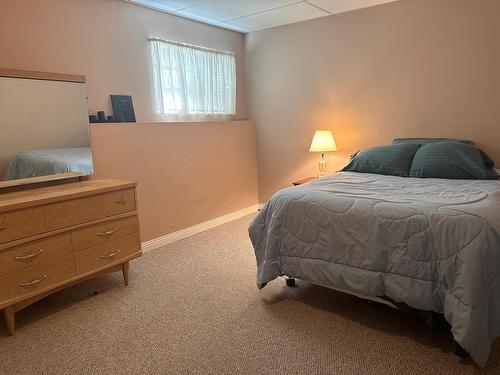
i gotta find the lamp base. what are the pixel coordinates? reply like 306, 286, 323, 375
318, 153, 327, 177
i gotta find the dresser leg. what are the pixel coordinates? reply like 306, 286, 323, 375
122, 262, 129, 286
3, 306, 15, 336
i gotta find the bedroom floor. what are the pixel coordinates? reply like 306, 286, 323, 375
0, 215, 499, 375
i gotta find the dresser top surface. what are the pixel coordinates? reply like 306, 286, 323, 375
0, 179, 136, 212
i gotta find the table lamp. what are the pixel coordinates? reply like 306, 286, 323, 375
309, 130, 337, 177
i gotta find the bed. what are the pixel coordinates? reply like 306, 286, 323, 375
249, 171, 500, 367
3, 147, 94, 180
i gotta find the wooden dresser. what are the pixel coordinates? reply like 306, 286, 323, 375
0, 179, 142, 335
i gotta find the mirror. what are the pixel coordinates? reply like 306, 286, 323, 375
0, 69, 93, 189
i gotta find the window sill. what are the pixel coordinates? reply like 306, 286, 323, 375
154, 114, 236, 122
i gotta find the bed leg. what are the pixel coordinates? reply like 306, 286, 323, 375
285, 277, 296, 287
425, 311, 433, 327
452, 339, 468, 358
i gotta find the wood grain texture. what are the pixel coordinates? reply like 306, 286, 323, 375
0, 234, 71, 276
0, 251, 145, 312
0, 254, 76, 305
0, 188, 136, 244
10, 263, 125, 314
71, 215, 139, 252
122, 262, 129, 286
74, 233, 141, 275
0, 179, 136, 212
0, 179, 142, 333
0, 211, 137, 252
0, 68, 86, 83
0, 173, 85, 190
3, 305, 14, 336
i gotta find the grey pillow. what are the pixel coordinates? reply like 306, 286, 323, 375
393, 137, 495, 169
393, 137, 473, 145
480, 150, 495, 169
342, 143, 420, 177
410, 142, 499, 180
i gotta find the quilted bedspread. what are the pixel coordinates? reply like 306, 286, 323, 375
249, 172, 500, 366
4, 147, 94, 180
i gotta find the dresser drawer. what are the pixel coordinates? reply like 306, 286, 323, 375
0, 234, 72, 276
0, 254, 75, 304
0, 188, 136, 244
71, 215, 139, 252
74, 233, 141, 275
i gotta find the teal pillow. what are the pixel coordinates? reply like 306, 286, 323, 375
410, 142, 499, 180
342, 143, 420, 177
480, 150, 495, 169
393, 138, 473, 145
393, 138, 495, 168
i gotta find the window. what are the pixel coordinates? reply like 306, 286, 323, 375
150, 37, 236, 117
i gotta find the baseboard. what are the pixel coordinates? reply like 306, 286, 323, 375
141, 204, 259, 253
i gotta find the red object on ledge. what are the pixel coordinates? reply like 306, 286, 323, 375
292, 177, 317, 186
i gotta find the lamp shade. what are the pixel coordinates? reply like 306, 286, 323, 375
309, 130, 337, 152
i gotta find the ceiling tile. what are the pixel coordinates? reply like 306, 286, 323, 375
177, 0, 299, 24
220, 2, 328, 32
125, 0, 400, 33
306, 0, 399, 15
127, 0, 208, 13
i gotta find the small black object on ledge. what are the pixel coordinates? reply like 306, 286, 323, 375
97, 111, 106, 122
89, 112, 115, 123
88, 94, 136, 124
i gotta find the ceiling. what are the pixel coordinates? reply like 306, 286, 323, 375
125, 0, 399, 33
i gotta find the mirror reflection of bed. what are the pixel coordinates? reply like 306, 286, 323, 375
0, 70, 94, 187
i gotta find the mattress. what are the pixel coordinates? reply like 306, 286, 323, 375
249, 172, 500, 366
4, 147, 94, 180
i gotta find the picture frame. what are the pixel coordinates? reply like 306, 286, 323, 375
111, 95, 136, 123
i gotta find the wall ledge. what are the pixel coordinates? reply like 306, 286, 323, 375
90, 119, 251, 126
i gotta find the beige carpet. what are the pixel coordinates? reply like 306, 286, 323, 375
1, 215, 499, 375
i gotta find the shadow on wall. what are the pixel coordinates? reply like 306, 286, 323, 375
247, 0, 500, 201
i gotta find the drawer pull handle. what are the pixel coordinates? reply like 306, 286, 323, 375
100, 249, 121, 259
0, 226, 5, 231
19, 274, 48, 287
116, 197, 126, 206
15, 249, 44, 261
97, 228, 118, 237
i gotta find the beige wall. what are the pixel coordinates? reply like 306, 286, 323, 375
90, 121, 258, 241
4, 0, 499, 237
0, 0, 247, 120
246, 0, 500, 201
0, 0, 257, 241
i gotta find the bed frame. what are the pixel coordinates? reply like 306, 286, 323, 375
284, 276, 468, 359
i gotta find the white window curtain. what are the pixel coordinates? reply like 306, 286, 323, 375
150, 38, 236, 117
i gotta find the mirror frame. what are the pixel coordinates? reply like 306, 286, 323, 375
0, 68, 91, 191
